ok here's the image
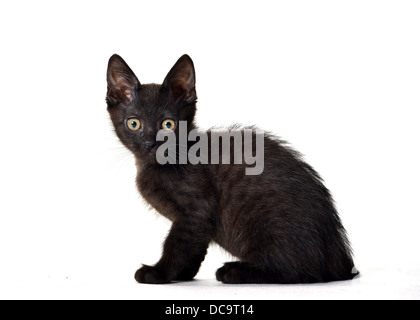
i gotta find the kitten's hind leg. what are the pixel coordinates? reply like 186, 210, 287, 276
216, 262, 281, 284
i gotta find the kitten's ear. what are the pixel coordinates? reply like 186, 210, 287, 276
162, 54, 196, 104
107, 54, 140, 106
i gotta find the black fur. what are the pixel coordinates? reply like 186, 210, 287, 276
106, 54, 357, 284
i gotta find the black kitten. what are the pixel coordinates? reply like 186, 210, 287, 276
106, 54, 357, 284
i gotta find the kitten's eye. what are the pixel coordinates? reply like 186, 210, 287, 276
127, 118, 141, 131
162, 119, 176, 131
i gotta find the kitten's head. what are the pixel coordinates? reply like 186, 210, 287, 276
106, 54, 197, 163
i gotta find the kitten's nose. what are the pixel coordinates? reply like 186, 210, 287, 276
144, 141, 157, 150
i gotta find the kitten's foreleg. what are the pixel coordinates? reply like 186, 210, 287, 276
135, 219, 211, 284
174, 246, 208, 281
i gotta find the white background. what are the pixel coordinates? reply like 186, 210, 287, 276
0, 0, 419, 299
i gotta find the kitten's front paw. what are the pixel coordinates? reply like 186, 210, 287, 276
134, 265, 170, 284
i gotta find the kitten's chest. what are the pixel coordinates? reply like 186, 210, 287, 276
135, 164, 216, 223
136, 166, 193, 221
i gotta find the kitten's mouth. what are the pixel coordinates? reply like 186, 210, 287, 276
146, 147, 157, 155
145, 147, 158, 158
